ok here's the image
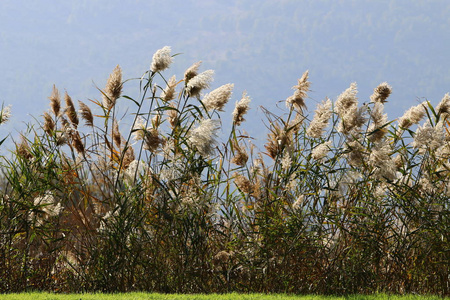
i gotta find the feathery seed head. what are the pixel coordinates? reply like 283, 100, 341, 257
335, 83, 365, 135
188, 119, 220, 157
167, 103, 179, 128
368, 122, 388, 143
78, 101, 94, 127
370, 102, 387, 125
144, 128, 164, 153
160, 155, 184, 182
393, 154, 406, 169
369, 102, 389, 142
338, 104, 368, 135
43, 112, 55, 135
132, 117, 146, 141
335, 82, 358, 116
150, 46, 173, 73
132, 117, 163, 152
186, 70, 214, 98
16, 137, 33, 160
231, 141, 249, 167
202, 83, 234, 111
232, 91, 251, 126
233, 172, 253, 194
398, 101, 426, 129
436, 93, 450, 117
72, 132, 85, 154
286, 70, 310, 112
346, 138, 365, 167
184, 61, 202, 84
265, 123, 292, 160
123, 160, 150, 185
112, 119, 121, 147
122, 146, 135, 170
102, 65, 123, 110
369, 140, 397, 181
281, 152, 293, 169
34, 192, 63, 218
56, 131, 68, 146
64, 92, 79, 127
369, 140, 392, 166
292, 195, 304, 210
413, 121, 444, 153
0, 105, 11, 124
49, 85, 61, 116
311, 141, 332, 161
160, 75, 177, 102
370, 82, 392, 103
306, 98, 332, 138
289, 113, 306, 133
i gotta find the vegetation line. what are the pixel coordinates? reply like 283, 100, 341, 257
0, 46, 448, 295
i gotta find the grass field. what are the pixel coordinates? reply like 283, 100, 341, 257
0, 293, 448, 300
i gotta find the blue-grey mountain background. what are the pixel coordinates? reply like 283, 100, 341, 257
1, 0, 449, 146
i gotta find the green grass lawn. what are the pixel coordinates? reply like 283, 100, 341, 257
0, 293, 447, 300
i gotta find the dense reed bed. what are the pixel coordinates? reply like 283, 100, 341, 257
0, 47, 448, 295
0, 293, 447, 300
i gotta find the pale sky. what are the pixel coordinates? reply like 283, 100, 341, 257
1, 0, 449, 144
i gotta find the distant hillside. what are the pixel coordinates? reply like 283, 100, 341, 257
0, 0, 449, 144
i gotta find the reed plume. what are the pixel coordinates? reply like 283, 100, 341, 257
398, 101, 426, 129
202, 83, 234, 112
436, 93, 450, 117
16, 136, 33, 160
160, 75, 177, 102
368, 102, 388, 142
335, 83, 368, 134
370, 82, 392, 103
150, 46, 173, 73
184, 61, 202, 84
78, 100, 94, 127
232, 91, 251, 126
49, 85, 61, 116
233, 172, 253, 194
167, 103, 179, 128
122, 145, 135, 170
102, 65, 123, 110
72, 132, 85, 154
188, 119, 220, 156
231, 140, 249, 166
265, 123, 292, 160
132, 116, 146, 142
0, 105, 11, 124
143, 128, 163, 153
311, 140, 332, 161
65, 92, 79, 128
112, 119, 121, 148
43, 112, 55, 135
413, 121, 444, 153
186, 69, 214, 98
335, 82, 358, 116
306, 98, 332, 138
286, 70, 310, 112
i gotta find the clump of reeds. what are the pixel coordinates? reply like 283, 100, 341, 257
0, 46, 448, 296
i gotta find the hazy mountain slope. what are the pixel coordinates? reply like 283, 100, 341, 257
0, 0, 449, 143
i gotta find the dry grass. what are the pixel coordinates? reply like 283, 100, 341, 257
0, 46, 448, 295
